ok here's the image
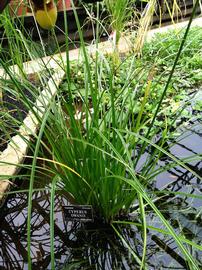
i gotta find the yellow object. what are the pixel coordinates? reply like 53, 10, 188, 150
35, 1, 57, 30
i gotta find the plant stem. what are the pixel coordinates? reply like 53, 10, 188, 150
134, 0, 200, 168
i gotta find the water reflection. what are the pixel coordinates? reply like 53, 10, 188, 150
0, 123, 201, 269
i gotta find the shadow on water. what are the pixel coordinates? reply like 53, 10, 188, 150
0, 121, 202, 270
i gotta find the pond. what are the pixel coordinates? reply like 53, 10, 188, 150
0, 20, 202, 270
0, 119, 201, 270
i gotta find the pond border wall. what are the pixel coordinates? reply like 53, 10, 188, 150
0, 70, 65, 206
0, 16, 202, 206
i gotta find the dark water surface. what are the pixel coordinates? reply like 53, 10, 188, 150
0, 121, 201, 270
0, 72, 52, 152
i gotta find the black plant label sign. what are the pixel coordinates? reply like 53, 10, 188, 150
63, 205, 94, 222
